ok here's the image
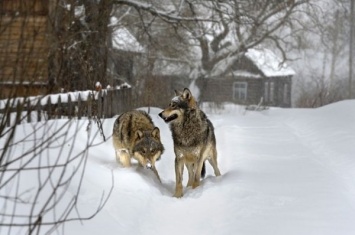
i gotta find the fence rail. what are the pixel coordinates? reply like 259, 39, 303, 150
0, 88, 134, 126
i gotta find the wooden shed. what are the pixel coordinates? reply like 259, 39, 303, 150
197, 48, 295, 108
0, 0, 49, 98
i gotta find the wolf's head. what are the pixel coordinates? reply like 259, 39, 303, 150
133, 127, 164, 168
159, 88, 197, 123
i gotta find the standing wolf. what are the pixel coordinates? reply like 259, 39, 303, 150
159, 88, 221, 197
112, 110, 164, 182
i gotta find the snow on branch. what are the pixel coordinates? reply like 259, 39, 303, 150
112, 0, 214, 23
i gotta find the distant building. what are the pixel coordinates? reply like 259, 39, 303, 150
196, 48, 295, 108
108, 17, 145, 88
0, 4, 143, 98
0, 0, 48, 98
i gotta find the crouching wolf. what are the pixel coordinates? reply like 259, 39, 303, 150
159, 88, 221, 197
112, 110, 164, 182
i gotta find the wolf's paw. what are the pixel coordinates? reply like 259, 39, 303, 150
192, 181, 200, 189
173, 192, 183, 198
173, 187, 183, 198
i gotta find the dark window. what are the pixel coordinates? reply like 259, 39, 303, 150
283, 83, 288, 103
264, 81, 275, 103
233, 82, 248, 101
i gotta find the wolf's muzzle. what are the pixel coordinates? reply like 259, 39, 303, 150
159, 112, 177, 123
146, 161, 152, 169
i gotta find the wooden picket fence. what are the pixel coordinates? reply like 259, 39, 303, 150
0, 88, 135, 126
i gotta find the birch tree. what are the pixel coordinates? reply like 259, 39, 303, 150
293, 0, 353, 107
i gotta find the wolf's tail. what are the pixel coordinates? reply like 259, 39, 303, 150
201, 162, 206, 178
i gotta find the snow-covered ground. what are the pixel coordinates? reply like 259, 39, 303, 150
1, 100, 355, 235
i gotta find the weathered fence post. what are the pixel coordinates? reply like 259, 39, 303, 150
68, 94, 72, 119
27, 99, 32, 123
57, 95, 62, 119
36, 99, 41, 122
15, 100, 22, 125
47, 96, 52, 120
102, 91, 107, 118
87, 92, 92, 119
122, 88, 132, 113
77, 93, 82, 119
107, 90, 113, 118
97, 91, 102, 119
111, 89, 119, 116
117, 89, 122, 115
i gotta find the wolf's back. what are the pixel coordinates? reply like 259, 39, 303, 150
113, 110, 155, 147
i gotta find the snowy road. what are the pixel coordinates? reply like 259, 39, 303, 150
212, 107, 355, 234
65, 101, 355, 235
1, 101, 354, 235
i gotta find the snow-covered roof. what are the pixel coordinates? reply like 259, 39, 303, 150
245, 48, 295, 77
111, 17, 144, 53
210, 47, 295, 79
231, 70, 262, 79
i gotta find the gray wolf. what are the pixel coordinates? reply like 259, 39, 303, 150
112, 110, 164, 182
159, 88, 221, 197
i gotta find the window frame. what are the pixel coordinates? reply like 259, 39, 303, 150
233, 81, 248, 101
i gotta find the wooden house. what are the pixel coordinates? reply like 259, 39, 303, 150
0, 0, 49, 99
108, 22, 145, 87
196, 48, 295, 108
0, 2, 140, 99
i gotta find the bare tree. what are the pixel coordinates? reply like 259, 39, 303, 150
111, 0, 315, 104
0, 1, 113, 234
48, 0, 113, 92
291, 0, 353, 107
114, 0, 312, 75
295, 70, 347, 107
0, 99, 113, 234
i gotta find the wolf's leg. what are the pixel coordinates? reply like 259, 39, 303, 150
209, 147, 221, 176
186, 163, 194, 187
132, 153, 146, 167
116, 149, 131, 167
174, 157, 184, 198
192, 159, 204, 189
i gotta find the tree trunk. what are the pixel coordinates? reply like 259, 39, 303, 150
48, 0, 112, 92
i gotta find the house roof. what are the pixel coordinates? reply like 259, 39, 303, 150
210, 47, 295, 78
245, 48, 295, 77
110, 17, 144, 53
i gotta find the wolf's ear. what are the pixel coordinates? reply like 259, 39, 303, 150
182, 88, 192, 100
136, 130, 144, 140
174, 89, 182, 96
151, 127, 160, 139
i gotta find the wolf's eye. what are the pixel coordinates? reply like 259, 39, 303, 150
170, 102, 176, 108
141, 149, 146, 154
